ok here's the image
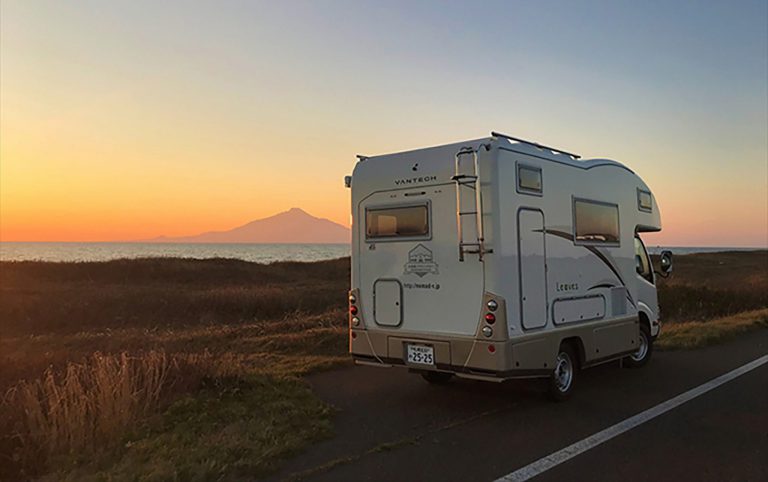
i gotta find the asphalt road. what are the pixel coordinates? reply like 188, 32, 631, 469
270, 330, 768, 482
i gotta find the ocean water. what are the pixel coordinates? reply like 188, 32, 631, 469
0, 242, 350, 263
0, 242, 762, 263
645, 246, 765, 255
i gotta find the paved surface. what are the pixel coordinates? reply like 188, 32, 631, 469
269, 331, 768, 482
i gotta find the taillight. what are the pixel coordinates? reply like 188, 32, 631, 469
485, 313, 496, 324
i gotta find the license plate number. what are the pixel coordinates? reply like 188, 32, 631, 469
406, 344, 435, 366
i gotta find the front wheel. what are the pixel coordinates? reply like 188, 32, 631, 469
547, 344, 577, 402
624, 324, 653, 368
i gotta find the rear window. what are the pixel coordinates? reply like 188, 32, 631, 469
366, 205, 429, 239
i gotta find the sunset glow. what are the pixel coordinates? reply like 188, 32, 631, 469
1, 0, 766, 246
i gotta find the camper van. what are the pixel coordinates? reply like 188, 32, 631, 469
345, 132, 672, 400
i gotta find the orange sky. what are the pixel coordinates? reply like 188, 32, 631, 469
1, 1, 766, 246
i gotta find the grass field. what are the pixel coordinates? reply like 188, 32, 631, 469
655, 308, 768, 350
0, 258, 349, 480
1, 250, 766, 479
655, 250, 768, 322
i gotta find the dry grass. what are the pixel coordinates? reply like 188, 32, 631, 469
0, 308, 348, 396
654, 250, 768, 322
0, 309, 347, 479
0, 351, 248, 478
5, 353, 173, 468
0, 257, 349, 480
0, 257, 349, 336
0, 251, 765, 480
656, 308, 768, 350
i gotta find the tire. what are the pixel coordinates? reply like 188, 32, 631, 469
547, 344, 577, 402
624, 324, 653, 368
421, 371, 453, 384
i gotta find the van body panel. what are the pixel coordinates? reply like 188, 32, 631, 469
553, 296, 606, 325
351, 314, 639, 377
353, 143, 489, 337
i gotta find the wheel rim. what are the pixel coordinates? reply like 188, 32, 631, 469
554, 352, 573, 392
630, 330, 649, 362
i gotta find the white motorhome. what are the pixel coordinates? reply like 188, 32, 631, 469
345, 132, 672, 400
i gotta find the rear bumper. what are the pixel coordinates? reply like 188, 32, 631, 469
350, 328, 552, 381
350, 314, 642, 380
352, 354, 550, 381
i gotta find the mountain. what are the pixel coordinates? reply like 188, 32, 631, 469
145, 208, 350, 243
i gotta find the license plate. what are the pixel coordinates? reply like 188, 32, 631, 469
406, 344, 435, 366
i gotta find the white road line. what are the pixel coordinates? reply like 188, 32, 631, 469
494, 354, 768, 482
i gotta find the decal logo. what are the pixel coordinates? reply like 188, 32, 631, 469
403, 244, 439, 278
556, 282, 579, 292
394, 175, 437, 186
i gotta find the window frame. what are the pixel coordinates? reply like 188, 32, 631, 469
637, 188, 653, 213
364, 201, 432, 243
516, 162, 543, 196
572, 197, 621, 247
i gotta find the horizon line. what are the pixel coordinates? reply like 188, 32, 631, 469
1, 240, 767, 250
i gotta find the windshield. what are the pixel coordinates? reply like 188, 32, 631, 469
634, 235, 654, 284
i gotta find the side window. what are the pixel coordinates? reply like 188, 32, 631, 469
637, 189, 652, 212
634, 236, 654, 284
573, 199, 620, 246
517, 164, 542, 195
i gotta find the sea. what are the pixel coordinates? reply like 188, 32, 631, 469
0, 242, 763, 263
0, 242, 350, 263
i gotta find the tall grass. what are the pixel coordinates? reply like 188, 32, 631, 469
654, 250, 768, 322
8, 352, 169, 456
657, 308, 768, 350
657, 284, 768, 322
0, 257, 349, 336
0, 252, 765, 479
1, 351, 242, 478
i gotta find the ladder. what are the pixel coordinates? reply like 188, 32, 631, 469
452, 147, 490, 262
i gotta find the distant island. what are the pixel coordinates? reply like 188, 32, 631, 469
143, 208, 350, 244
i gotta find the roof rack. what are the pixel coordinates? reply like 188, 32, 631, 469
491, 131, 581, 159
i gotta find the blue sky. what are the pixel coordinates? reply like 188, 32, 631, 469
2, 0, 766, 244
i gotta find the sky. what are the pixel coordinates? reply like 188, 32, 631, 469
1, 0, 767, 246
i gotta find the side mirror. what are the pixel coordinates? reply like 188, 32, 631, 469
660, 250, 673, 275
635, 255, 644, 274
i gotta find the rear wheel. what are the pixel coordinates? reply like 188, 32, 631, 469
548, 344, 577, 402
421, 371, 453, 384
625, 324, 653, 368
